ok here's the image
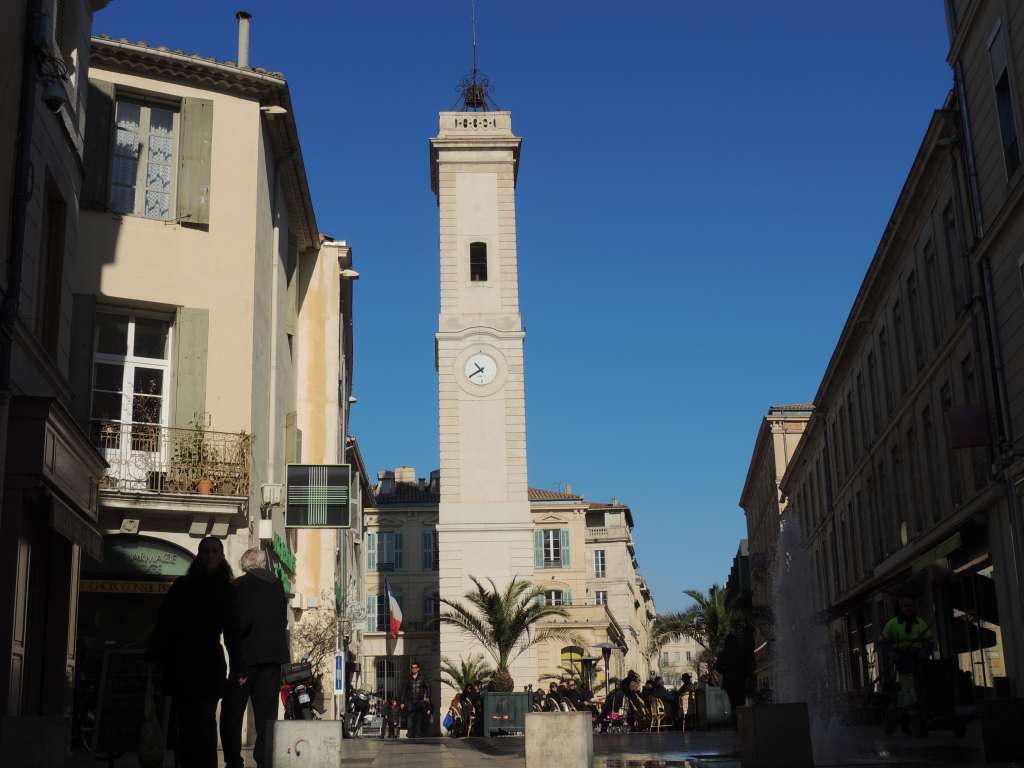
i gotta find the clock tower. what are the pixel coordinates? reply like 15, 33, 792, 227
430, 110, 536, 699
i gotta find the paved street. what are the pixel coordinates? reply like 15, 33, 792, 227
70, 723, 1024, 768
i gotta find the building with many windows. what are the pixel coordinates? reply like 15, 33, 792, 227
61, 17, 364, 734
0, 0, 109, 758
738, 404, 812, 694
779, 0, 1024, 704
360, 472, 657, 725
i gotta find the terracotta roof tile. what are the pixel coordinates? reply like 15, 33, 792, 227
528, 488, 582, 502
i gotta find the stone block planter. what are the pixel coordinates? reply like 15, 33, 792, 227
525, 712, 593, 768
737, 703, 813, 768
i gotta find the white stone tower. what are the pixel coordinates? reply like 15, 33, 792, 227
430, 111, 535, 707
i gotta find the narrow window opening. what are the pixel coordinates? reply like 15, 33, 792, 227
469, 241, 488, 282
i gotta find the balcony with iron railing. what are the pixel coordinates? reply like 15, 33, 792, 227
93, 420, 251, 512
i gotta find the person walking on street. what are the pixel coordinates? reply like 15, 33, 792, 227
880, 596, 934, 733
220, 548, 289, 768
402, 662, 432, 738
148, 537, 241, 768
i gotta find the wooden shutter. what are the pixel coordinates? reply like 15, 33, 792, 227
68, 293, 96, 431
367, 532, 377, 572
176, 97, 213, 227
394, 533, 404, 570
366, 594, 377, 631
171, 307, 209, 428
422, 530, 433, 571
534, 530, 544, 568
82, 79, 114, 210
560, 528, 571, 568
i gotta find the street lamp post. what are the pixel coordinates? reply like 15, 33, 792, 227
594, 642, 616, 700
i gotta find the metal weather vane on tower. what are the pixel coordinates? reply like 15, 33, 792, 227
456, 0, 497, 111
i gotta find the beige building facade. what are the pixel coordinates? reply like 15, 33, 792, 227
738, 404, 811, 694
0, 0, 110, 759
778, 0, 1024, 703
59, 19, 363, 731
361, 475, 658, 723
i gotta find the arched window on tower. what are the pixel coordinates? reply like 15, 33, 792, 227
470, 242, 488, 282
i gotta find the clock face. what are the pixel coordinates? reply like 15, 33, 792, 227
464, 353, 498, 386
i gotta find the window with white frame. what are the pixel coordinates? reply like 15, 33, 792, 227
594, 549, 607, 579
595, 590, 608, 606
91, 311, 171, 451
542, 529, 561, 567
543, 590, 565, 607
110, 99, 179, 220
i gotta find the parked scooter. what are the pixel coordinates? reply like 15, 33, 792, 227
281, 660, 318, 720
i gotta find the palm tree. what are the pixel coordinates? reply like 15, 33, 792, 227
652, 584, 737, 677
440, 654, 493, 692
438, 576, 578, 691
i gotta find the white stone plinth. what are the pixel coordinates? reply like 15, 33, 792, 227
269, 721, 343, 767
525, 712, 592, 768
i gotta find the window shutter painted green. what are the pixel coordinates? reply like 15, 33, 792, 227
534, 530, 544, 568
394, 533, 404, 570
367, 594, 377, 631
564, 589, 573, 606
367, 532, 377, 572
82, 79, 114, 210
171, 308, 209, 428
422, 530, 433, 571
177, 97, 213, 227
68, 294, 96, 431
560, 528, 571, 568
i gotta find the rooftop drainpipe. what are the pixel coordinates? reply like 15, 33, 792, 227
235, 10, 252, 68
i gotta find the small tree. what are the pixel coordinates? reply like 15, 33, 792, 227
440, 654, 493, 692
290, 592, 338, 705
439, 577, 578, 692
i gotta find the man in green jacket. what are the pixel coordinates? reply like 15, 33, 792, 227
881, 597, 934, 716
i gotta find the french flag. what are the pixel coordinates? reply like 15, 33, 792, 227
385, 578, 403, 639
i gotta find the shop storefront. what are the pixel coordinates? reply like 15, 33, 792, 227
78, 535, 192, 649
838, 517, 1012, 704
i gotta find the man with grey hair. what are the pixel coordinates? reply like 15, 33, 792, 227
220, 548, 289, 768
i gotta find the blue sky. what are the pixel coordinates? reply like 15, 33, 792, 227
95, 2, 952, 612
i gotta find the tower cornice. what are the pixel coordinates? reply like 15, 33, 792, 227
430, 111, 522, 197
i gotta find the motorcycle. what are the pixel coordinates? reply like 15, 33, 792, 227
342, 687, 372, 738
280, 660, 318, 721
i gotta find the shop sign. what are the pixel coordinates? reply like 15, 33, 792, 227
81, 579, 172, 595
272, 532, 296, 573
83, 535, 192, 578
286, 464, 351, 528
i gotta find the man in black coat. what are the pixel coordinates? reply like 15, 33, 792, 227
149, 536, 241, 768
220, 548, 290, 768
401, 661, 431, 738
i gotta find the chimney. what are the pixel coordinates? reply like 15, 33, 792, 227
377, 470, 395, 496
429, 469, 441, 495
564, 483, 573, 496
235, 11, 252, 68
395, 466, 416, 484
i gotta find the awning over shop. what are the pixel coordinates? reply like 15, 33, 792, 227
82, 535, 193, 579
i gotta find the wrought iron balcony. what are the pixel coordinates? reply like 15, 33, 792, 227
93, 420, 251, 497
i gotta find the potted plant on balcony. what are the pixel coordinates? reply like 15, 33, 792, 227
171, 414, 219, 494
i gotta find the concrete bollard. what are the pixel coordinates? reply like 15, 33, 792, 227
525, 711, 592, 768
737, 704, 813, 768
269, 720, 344, 767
